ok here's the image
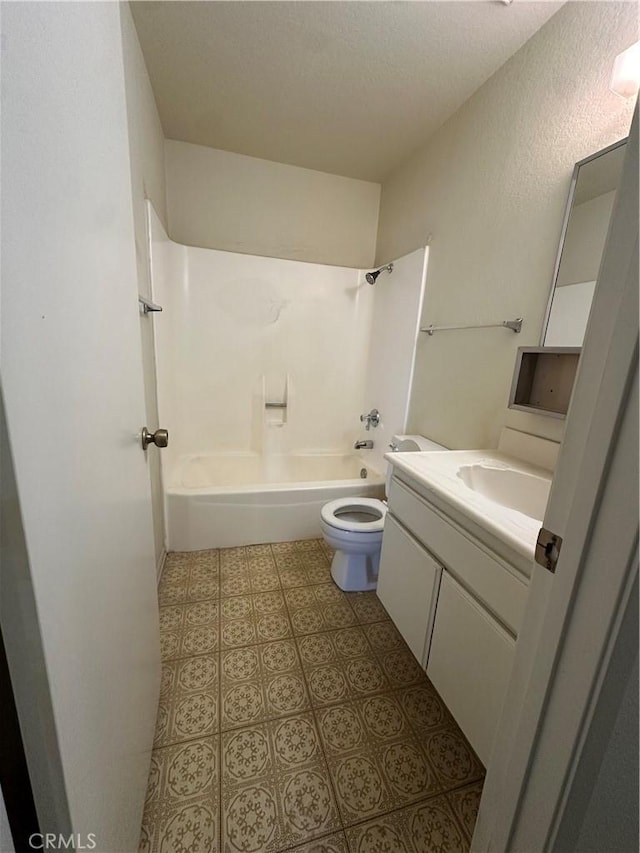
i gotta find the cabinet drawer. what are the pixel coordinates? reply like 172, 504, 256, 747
427, 572, 515, 766
377, 514, 442, 665
388, 476, 528, 636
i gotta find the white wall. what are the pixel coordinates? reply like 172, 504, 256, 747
358, 247, 429, 474
121, 5, 167, 235
165, 139, 381, 268
376, 2, 636, 450
150, 206, 374, 475
121, 4, 168, 571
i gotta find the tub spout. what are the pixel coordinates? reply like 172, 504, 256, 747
354, 440, 374, 450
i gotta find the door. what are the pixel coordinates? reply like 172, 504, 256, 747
1, 4, 160, 851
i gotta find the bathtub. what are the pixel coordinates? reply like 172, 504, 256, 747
165, 452, 385, 550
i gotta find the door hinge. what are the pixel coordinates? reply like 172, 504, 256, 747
535, 527, 563, 573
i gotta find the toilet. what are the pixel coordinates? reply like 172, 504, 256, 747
320, 434, 446, 591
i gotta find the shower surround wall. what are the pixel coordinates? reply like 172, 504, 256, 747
151, 206, 373, 464
356, 246, 430, 474
148, 205, 390, 546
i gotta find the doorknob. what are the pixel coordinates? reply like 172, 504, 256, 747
141, 427, 169, 450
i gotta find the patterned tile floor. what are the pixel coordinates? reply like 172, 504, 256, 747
140, 540, 484, 853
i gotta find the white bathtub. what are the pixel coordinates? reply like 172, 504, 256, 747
165, 452, 385, 550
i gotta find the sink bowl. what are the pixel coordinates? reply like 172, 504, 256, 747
384, 448, 553, 568
457, 462, 551, 521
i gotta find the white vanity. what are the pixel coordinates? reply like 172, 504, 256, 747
377, 446, 552, 766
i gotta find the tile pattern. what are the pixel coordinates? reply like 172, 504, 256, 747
221, 639, 310, 730
141, 542, 484, 852
285, 583, 356, 635
154, 654, 219, 748
317, 694, 440, 825
140, 737, 218, 853
221, 591, 292, 648
159, 600, 219, 660
222, 713, 341, 851
298, 627, 389, 708
345, 794, 468, 853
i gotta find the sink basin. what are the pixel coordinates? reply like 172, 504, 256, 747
457, 462, 550, 521
384, 448, 554, 569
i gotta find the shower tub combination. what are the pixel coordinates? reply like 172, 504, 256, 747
165, 452, 385, 550
147, 208, 429, 555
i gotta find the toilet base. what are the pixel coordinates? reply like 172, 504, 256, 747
330, 549, 380, 592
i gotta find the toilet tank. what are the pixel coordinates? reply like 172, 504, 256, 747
385, 434, 447, 495
392, 434, 447, 453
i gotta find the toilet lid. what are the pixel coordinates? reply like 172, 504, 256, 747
321, 497, 387, 532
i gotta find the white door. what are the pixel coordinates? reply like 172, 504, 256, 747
1, 4, 160, 851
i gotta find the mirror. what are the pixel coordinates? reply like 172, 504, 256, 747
541, 138, 627, 347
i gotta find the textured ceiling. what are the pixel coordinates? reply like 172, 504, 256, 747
131, 1, 563, 182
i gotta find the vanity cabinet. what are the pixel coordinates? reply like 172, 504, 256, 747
376, 514, 442, 664
378, 471, 529, 766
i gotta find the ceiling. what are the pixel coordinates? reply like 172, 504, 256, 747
131, 1, 563, 182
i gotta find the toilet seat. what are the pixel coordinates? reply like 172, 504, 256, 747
321, 497, 387, 533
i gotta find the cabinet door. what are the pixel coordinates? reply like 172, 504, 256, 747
427, 572, 515, 766
377, 513, 442, 664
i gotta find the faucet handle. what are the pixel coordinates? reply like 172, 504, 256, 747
360, 409, 380, 431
